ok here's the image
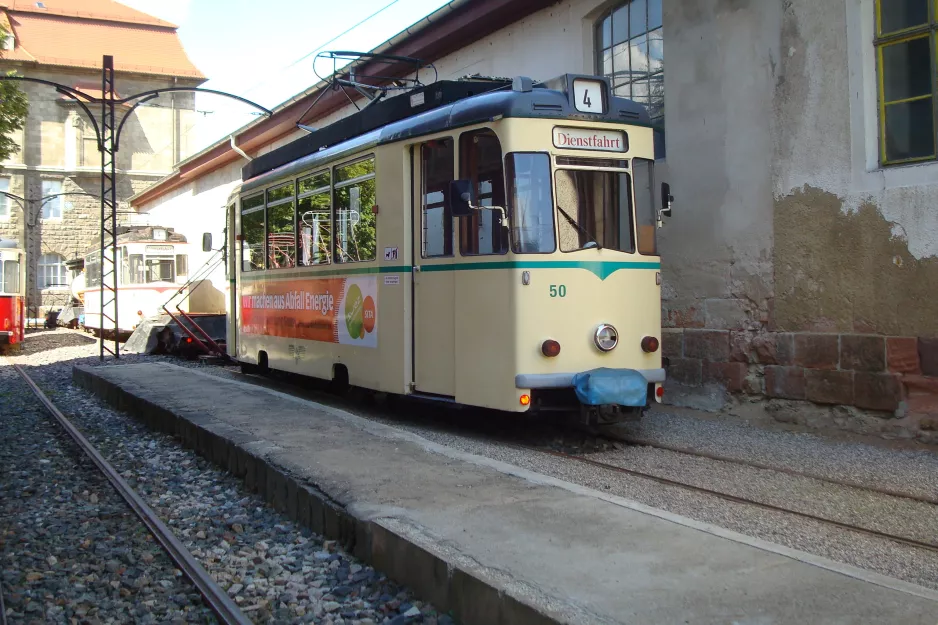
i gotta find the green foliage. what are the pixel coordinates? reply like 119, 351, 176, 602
0, 27, 28, 164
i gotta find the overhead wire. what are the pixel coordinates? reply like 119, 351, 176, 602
132, 0, 410, 170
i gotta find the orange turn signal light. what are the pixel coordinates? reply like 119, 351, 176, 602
541, 339, 561, 357
520, 394, 531, 406
641, 336, 660, 353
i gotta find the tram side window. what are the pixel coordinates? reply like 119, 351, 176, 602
506, 153, 555, 254
241, 194, 265, 272
267, 182, 296, 269
297, 171, 331, 266
86, 254, 101, 288
422, 139, 454, 257
632, 158, 658, 256
1, 259, 19, 293
335, 157, 376, 263
459, 130, 508, 256
129, 254, 144, 284
146, 258, 174, 282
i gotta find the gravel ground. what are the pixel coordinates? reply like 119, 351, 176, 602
615, 411, 938, 501
9, 328, 938, 594
3, 329, 454, 625
0, 365, 216, 624
103, 333, 938, 593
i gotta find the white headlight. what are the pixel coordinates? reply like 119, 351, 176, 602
594, 324, 618, 351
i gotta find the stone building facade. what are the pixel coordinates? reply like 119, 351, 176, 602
132, 0, 938, 440
0, 0, 204, 315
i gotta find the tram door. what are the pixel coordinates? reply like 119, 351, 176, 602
226, 202, 238, 358
412, 139, 456, 397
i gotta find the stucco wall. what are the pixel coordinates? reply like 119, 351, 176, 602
772, 0, 938, 337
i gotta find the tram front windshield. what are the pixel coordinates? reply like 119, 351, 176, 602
507, 154, 657, 256
555, 168, 633, 253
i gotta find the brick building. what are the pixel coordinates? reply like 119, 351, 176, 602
132, 0, 938, 440
0, 0, 204, 315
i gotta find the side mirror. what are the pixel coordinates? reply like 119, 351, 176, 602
660, 182, 673, 218
448, 179, 473, 217
202, 232, 213, 252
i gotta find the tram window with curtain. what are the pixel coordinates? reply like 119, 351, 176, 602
422, 138, 454, 258
241, 194, 265, 272
335, 157, 376, 263
459, 130, 508, 256
506, 153, 555, 254
266, 181, 296, 269
555, 168, 635, 253
297, 171, 332, 266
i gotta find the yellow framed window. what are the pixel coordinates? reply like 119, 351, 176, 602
875, 0, 937, 164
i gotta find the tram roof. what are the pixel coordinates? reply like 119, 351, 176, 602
241, 74, 652, 194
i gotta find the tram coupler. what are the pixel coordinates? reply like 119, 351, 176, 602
579, 404, 644, 426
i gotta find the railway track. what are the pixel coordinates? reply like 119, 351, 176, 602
597, 433, 938, 507
529, 443, 938, 555
10, 363, 252, 625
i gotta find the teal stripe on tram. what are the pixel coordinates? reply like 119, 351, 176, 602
421, 260, 660, 280
240, 260, 659, 282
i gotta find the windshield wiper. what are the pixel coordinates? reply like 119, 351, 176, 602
556, 204, 600, 250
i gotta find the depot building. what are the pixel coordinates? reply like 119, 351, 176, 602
130, 0, 938, 436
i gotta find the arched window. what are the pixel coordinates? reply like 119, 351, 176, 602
596, 0, 664, 128
38, 253, 68, 289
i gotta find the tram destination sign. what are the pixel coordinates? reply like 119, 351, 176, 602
552, 127, 627, 152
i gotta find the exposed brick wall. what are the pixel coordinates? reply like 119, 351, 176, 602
663, 329, 938, 435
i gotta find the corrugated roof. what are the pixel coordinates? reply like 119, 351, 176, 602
0, 0, 176, 28
0, 2, 204, 79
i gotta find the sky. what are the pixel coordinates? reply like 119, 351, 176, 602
119, 0, 451, 153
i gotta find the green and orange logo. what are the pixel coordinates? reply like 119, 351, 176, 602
344, 284, 376, 340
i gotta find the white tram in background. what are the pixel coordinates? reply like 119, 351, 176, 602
225, 74, 673, 422
0, 237, 25, 351
81, 226, 190, 335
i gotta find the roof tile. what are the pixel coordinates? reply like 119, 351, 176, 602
3, 11, 204, 79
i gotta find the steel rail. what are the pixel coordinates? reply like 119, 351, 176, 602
0, 573, 7, 625
532, 446, 938, 555
12, 365, 252, 625
612, 436, 938, 507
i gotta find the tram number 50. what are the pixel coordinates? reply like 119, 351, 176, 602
549, 284, 567, 298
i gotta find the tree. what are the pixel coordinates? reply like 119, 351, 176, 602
0, 26, 28, 163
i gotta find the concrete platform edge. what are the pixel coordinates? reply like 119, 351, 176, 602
71, 365, 564, 625
180, 366, 938, 605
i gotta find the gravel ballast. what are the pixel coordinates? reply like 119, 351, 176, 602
2, 329, 453, 625
8, 327, 938, 600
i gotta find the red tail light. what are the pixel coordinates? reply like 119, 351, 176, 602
185, 337, 193, 344
641, 336, 660, 353
541, 339, 561, 357
656, 386, 664, 398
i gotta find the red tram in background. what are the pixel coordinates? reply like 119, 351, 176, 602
0, 238, 25, 351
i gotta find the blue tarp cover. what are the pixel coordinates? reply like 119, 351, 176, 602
572, 368, 648, 407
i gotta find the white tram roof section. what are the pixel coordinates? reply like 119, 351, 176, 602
240, 73, 652, 195
0, 238, 19, 249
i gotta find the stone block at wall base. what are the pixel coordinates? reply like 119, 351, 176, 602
764, 366, 805, 400
840, 335, 885, 372
887, 337, 920, 374
794, 334, 839, 370
853, 373, 900, 412
683, 329, 729, 361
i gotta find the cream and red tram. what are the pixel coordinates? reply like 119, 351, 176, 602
0, 238, 25, 350
227, 74, 672, 421
81, 226, 190, 334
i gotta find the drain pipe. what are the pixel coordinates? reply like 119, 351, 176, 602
229, 135, 251, 162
